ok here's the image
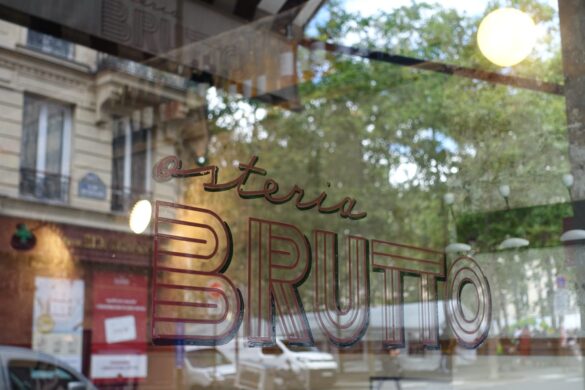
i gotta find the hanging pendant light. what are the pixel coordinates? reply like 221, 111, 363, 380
477, 8, 536, 67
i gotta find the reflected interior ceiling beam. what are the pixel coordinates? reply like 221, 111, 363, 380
293, 0, 325, 28
280, 0, 307, 12
302, 39, 564, 96
234, 0, 263, 20
257, 0, 288, 14
0, 0, 313, 64
232, 0, 309, 20
145, 6, 311, 104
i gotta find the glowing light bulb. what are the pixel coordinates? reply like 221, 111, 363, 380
477, 8, 536, 67
129, 199, 152, 234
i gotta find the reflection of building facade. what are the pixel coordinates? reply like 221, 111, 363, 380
0, 21, 194, 217
0, 20, 198, 385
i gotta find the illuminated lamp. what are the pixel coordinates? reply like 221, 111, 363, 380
477, 8, 536, 67
129, 199, 153, 234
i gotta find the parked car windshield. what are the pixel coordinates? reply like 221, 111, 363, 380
8, 359, 78, 390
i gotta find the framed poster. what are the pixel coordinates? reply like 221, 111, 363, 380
32, 277, 85, 372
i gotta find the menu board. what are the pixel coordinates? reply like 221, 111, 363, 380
90, 272, 148, 382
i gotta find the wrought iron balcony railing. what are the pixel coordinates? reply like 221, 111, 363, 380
19, 168, 70, 203
97, 54, 189, 91
27, 30, 74, 60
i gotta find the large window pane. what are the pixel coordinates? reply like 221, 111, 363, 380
1, 1, 585, 389
19, 95, 71, 203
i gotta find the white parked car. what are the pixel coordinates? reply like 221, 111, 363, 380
0, 346, 96, 390
183, 346, 236, 389
237, 338, 338, 389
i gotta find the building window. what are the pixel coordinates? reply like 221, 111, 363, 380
111, 117, 152, 212
20, 95, 72, 203
26, 29, 74, 60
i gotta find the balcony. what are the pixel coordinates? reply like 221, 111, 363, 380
27, 30, 74, 60
97, 54, 190, 91
95, 54, 195, 125
19, 168, 70, 203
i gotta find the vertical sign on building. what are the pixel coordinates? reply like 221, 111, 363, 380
90, 272, 148, 383
32, 277, 85, 371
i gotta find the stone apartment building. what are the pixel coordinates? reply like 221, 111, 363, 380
0, 2, 313, 382
0, 20, 204, 383
0, 20, 198, 228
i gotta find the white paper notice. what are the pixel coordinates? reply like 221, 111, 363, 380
104, 315, 137, 344
91, 354, 148, 379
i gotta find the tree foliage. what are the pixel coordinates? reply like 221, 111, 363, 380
194, 0, 570, 325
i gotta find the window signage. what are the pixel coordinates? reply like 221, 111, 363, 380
153, 155, 367, 220
2, 216, 152, 265
150, 156, 492, 351
60, 224, 151, 265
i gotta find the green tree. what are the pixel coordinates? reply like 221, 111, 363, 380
187, 0, 569, 327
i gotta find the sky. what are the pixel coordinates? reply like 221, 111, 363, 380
341, 0, 558, 18
307, 0, 559, 37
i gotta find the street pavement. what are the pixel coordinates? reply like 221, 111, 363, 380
332, 356, 585, 390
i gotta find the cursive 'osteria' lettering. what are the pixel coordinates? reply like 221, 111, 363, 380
153, 155, 367, 220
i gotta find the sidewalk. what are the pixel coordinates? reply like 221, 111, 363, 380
331, 355, 585, 389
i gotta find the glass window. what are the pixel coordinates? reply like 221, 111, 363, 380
261, 346, 284, 356
111, 117, 151, 212
19, 95, 71, 203
2, 0, 585, 389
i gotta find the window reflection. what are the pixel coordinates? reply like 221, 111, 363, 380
26, 30, 74, 60
20, 95, 72, 203
0, 0, 584, 389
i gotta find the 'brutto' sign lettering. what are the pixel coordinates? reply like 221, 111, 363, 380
150, 156, 491, 350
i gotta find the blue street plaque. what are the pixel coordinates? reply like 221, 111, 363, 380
78, 173, 107, 200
